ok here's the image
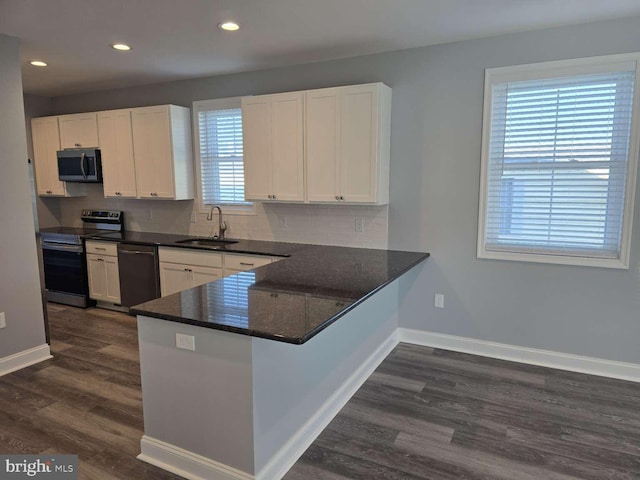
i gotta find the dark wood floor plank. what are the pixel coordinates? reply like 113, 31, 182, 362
3, 305, 640, 480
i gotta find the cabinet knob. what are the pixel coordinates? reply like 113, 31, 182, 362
272, 195, 276, 200
47, 190, 52, 194
151, 192, 157, 197
116, 192, 121, 196
339, 196, 344, 200
267, 195, 272, 199
75, 143, 81, 147
335, 195, 339, 200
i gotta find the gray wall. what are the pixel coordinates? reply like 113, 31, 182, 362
52, 16, 640, 364
0, 34, 47, 358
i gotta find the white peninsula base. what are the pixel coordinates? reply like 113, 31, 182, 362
136, 278, 402, 480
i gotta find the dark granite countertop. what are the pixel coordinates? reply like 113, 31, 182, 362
125, 235, 429, 344
89, 231, 298, 257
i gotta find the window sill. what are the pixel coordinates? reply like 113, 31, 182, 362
477, 249, 629, 270
199, 204, 257, 216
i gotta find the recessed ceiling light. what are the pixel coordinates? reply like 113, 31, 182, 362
111, 43, 132, 51
218, 22, 240, 31
29, 60, 48, 67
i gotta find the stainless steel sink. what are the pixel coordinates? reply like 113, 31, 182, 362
175, 238, 239, 247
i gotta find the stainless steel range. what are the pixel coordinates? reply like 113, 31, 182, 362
40, 210, 124, 307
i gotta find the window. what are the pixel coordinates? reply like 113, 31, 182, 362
193, 98, 252, 210
478, 54, 640, 269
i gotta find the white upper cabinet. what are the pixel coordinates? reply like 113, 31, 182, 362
31, 117, 85, 197
306, 83, 391, 205
58, 113, 99, 149
97, 109, 138, 198
305, 88, 341, 203
131, 105, 194, 200
242, 92, 304, 202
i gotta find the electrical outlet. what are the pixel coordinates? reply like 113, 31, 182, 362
434, 294, 445, 309
176, 333, 195, 351
279, 215, 287, 228
191, 211, 198, 223
0, 312, 5, 329
355, 217, 364, 233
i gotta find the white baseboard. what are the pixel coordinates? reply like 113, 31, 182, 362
138, 436, 254, 480
256, 330, 399, 480
399, 328, 640, 383
0, 344, 52, 377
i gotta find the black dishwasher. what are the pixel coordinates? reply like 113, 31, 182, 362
117, 243, 161, 308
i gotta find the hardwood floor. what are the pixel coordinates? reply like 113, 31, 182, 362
0, 304, 183, 480
285, 343, 640, 480
2, 304, 640, 479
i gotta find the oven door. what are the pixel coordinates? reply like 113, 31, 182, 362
42, 242, 87, 295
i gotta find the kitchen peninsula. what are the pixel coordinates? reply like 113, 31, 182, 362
130, 241, 429, 480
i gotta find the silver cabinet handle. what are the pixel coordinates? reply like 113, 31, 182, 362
95, 247, 106, 251
97, 258, 105, 262
239, 262, 255, 266
75, 143, 81, 147
335, 195, 339, 200
184, 268, 192, 272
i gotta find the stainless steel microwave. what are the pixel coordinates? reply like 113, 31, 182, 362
57, 148, 102, 183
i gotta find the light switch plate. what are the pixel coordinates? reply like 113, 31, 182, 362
176, 333, 195, 351
434, 294, 445, 309
0, 312, 5, 329
355, 217, 364, 233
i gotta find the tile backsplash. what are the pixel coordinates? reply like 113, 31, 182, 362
58, 185, 388, 248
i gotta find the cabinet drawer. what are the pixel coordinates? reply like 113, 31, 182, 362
224, 254, 272, 271
86, 241, 118, 256
159, 247, 223, 268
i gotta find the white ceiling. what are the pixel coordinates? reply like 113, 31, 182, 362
2, 0, 640, 97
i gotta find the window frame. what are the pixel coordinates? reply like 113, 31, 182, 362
192, 97, 255, 215
477, 53, 640, 269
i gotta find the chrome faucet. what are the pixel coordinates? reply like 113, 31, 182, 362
207, 205, 228, 240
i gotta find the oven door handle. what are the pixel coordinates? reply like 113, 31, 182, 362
42, 242, 83, 253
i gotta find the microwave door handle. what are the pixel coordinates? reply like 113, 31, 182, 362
80, 152, 87, 179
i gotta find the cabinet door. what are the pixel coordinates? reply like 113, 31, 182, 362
32, 117, 66, 196
98, 110, 138, 198
241, 97, 272, 201
191, 265, 222, 288
132, 106, 175, 199
270, 93, 304, 201
59, 113, 99, 149
340, 85, 378, 203
306, 88, 341, 203
104, 256, 121, 304
87, 254, 107, 301
159, 262, 192, 297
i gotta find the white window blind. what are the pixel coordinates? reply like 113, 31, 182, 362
479, 55, 640, 268
197, 106, 249, 205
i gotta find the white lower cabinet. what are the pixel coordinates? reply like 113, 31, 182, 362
223, 253, 273, 276
159, 248, 223, 297
86, 242, 121, 303
158, 248, 279, 296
